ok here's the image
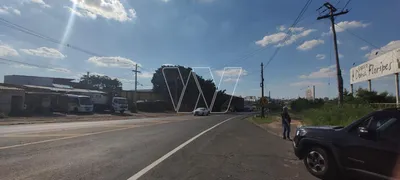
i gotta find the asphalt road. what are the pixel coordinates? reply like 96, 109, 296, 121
0, 114, 317, 180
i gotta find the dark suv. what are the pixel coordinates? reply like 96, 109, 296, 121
293, 108, 400, 180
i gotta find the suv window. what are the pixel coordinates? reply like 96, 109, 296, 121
378, 118, 400, 142
353, 111, 400, 142
359, 112, 397, 131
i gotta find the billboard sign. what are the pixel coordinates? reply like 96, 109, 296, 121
350, 48, 400, 84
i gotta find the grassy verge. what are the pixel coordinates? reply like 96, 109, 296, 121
298, 104, 376, 126
249, 115, 280, 124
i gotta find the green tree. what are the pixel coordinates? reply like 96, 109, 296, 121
355, 88, 395, 103
151, 65, 228, 111
76, 75, 122, 91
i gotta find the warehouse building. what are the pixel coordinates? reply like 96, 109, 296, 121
0, 85, 25, 116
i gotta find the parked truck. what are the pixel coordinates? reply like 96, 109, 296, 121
77, 92, 129, 114
50, 94, 94, 113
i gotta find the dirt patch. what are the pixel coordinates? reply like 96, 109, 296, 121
0, 112, 181, 125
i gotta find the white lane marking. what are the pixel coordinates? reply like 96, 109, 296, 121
127, 116, 236, 180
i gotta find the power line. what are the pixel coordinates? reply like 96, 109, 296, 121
263, 0, 313, 69
221, 0, 314, 72
0, 57, 62, 71
342, 0, 352, 11
334, 23, 380, 49
0, 17, 102, 57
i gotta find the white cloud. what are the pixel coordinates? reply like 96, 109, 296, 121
316, 54, 326, 60
65, 6, 96, 19
360, 46, 369, 51
30, 0, 51, 8
255, 28, 316, 47
297, 39, 324, 51
223, 77, 241, 82
299, 65, 336, 79
255, 32, 287, 47
20, 47, 66, 59
277, 25, 286, 31
48, 67, 71, 73
68, 0, 137, 22
0, 44, 19, 57
322, 21, 369, 36
365, 40, 400, 60
290, 81, 324, 87
0, 6, 21, 15
276, 29, 316, 47
138, 71, 153, 78
288, 27, 304, 32
214, 68, 248, 77
11, 64, 38, 69
88, 56, 139, 68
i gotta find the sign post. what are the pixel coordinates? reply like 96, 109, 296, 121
350, 48, 400, 106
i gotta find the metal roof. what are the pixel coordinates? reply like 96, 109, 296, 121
23, 85, 106, 94
0, 85, 24, 91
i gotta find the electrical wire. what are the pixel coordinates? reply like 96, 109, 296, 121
342, 0, 352, 11
334, 23, 380, 50
0, 57, 62, 71
0, 17, 103, 57
263, 0, 313, 69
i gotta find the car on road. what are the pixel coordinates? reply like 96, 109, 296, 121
293, 108, 400, 180
193, 107, 210, 116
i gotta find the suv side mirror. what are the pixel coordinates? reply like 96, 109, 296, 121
358, 127, 377, 140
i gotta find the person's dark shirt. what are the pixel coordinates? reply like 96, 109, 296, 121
281, 111, 291, 125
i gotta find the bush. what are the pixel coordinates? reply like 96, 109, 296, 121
0, 112, 6, 119
136, 101, 171, 112
303, 104, 377, 126
290, 98, 324, 112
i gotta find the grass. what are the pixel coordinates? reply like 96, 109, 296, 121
250, 114, 280, 124
298, 104, 377, 126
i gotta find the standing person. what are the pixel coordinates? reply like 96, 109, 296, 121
281, 106, 292, 140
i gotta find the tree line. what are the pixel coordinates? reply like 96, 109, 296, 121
73, 65, 234, 112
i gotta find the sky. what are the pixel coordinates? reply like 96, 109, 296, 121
0, 0, 399, 99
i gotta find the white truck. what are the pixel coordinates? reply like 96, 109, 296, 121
77, 92, 129, 114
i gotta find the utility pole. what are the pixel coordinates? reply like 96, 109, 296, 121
261, 63, 265, 118
86, 71, 90, 88
317, 2, 348, 105
132, 64, 141, 108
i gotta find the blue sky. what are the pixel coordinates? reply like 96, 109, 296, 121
0, 0, 399, 99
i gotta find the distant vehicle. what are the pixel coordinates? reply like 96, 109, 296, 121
51, 94, 93, 113
293, 108, 400, 180
193, 108, 210, 116
80, 92, 128, 114
110, 97, 128, 114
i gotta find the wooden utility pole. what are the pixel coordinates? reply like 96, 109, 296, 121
86, 71, 90, 87
317, 2, 348, 105
261, 63, 265, 118
132, 64, 141, 107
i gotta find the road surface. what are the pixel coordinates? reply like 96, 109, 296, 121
0, 114, 317, 180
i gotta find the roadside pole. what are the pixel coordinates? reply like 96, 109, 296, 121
261, 63, 265, 118
368, 80, 372, 92
317, 2, 348, 105
396, 73, 399, 107
133, 64, 141, 108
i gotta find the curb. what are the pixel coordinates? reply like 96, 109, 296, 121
247, 117, 302, 138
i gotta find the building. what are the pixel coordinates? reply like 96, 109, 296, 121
305, 86, 315, 100
120, 89, 161, 103
4, 75, 76, 88
0, 85, 25, 115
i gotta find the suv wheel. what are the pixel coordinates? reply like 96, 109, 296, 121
304, 147, 338, 179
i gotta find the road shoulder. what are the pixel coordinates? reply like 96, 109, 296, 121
140, 116, 316, 180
